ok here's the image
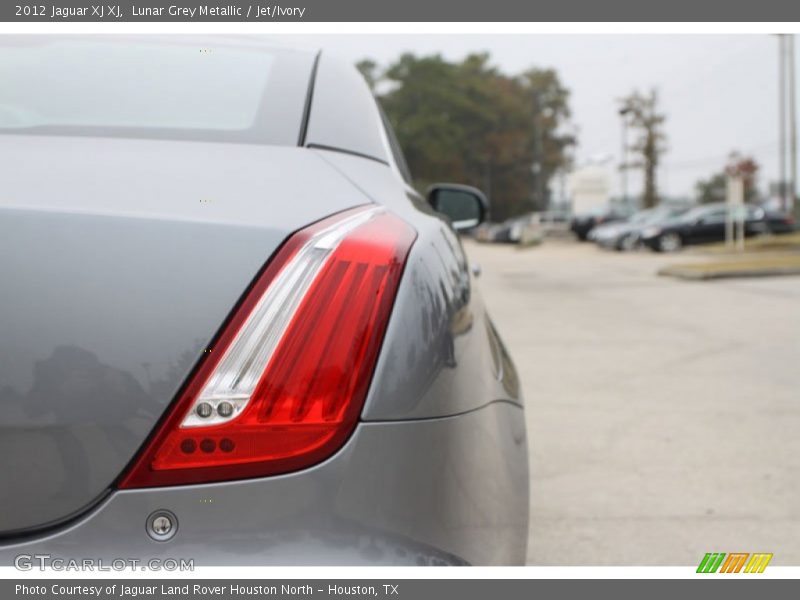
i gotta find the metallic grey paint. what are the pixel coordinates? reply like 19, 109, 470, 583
0, 37, 528, 564
303, 54, 390, 163
0, 403, 527, 565
0, 138, 370, 533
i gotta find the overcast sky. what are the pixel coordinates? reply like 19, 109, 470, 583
285, 34, 798, 200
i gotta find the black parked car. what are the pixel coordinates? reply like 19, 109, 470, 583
640, 202, 796, 252
570, 206, 632, 241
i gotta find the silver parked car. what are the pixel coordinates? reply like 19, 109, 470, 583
591, 206, 689, 251
0, 36, 528, 566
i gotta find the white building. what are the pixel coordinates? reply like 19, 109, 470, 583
568, 164, 612, 215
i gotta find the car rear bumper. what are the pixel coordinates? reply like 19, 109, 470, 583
595, 235, 620, 248
0, 402, 529, 566
640, 235, 661, 249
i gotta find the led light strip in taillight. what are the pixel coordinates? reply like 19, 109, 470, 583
182, 207, 380, 429
119, 205, 416, 488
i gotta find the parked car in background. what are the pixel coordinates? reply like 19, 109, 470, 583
592, 205, 689, 251
473, 212, 561, 246
537, 209, 570, 224
473, 221, 500, 242
474, 214, 533, 244
495, 215, 529, 243
570, 206, 632, 241
640, 202, 796, 252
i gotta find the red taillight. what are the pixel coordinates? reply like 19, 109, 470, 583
119, 206, 416, 488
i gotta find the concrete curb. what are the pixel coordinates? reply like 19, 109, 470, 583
658, 265, 800, 280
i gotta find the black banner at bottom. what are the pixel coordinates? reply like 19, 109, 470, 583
4, 579, 798, 600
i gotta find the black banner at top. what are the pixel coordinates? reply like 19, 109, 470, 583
4, 0, 800, 22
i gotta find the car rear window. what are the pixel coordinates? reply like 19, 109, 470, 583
0, 36, 315, 145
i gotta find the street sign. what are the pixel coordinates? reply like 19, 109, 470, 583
726, 176, 745, 251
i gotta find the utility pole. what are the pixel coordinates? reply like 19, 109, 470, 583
779, 34, 788, 212
483, 159, 493, 206
619, 107, 632, 208
532, 90, 545, 211
788, 34, 798, 216
531, 89, 550, 210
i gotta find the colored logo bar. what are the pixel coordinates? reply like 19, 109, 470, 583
697, 553, 773, 573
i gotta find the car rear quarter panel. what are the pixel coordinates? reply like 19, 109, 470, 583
312, 149, 523, 420
0, 401, 527, 565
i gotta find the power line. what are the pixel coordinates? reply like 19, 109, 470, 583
662, 140, 780, 171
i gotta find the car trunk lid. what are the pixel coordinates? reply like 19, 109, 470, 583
0, 135, 369, 535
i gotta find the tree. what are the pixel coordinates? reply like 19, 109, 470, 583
361, 53, 575, 220
695, 173, 728, 205
356, 59, 379, 92
695, 152, 760, 204
619, 89, 667, 208
724, 152, 760, 202
522, 68, 575, 210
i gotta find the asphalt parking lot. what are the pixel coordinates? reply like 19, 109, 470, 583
464, 238, 800, 566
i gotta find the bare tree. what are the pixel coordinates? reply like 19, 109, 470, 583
619, 89, 667, 208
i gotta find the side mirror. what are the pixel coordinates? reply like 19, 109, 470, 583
427, 184, 488, 231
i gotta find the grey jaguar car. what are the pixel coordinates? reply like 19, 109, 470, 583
0, 36, 528, 566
